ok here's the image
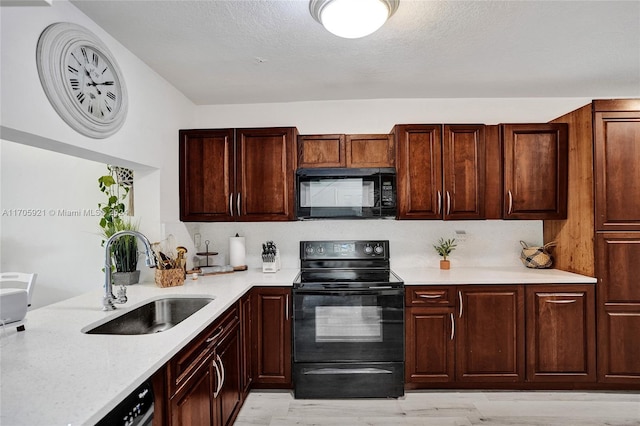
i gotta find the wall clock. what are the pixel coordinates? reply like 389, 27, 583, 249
36, 22, 128, 139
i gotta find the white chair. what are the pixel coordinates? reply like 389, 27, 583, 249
0, 272, 37, 332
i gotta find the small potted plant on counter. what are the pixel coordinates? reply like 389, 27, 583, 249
434, 237, 457, 270
98, 166, 140, 285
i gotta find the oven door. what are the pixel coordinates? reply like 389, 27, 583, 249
293, 288, 404, 363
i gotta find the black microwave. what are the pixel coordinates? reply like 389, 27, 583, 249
296, 168, 397, 219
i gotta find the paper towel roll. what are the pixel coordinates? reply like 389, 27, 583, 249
229, 236, 246, 267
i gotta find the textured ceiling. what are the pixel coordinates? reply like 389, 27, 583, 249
70, 0, 640, 105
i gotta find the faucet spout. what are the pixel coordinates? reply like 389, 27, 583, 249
103, 230, 157, 311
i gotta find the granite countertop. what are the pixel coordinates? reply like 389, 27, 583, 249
0, 265, 595, 425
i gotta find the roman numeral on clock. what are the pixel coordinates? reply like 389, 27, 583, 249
76, 92, 86, 104
70, 78, 80, 90
107, 91, 116, 101
92, 52, 99, 67
104, 99, 112, 113
81, 47, 88, 63
67, 65, 79, 74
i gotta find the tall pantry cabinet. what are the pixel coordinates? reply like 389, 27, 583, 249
592, 100, 640, 384
545, 99, 640, 386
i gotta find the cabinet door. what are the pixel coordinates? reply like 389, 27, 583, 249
394, 125, 443, 219
170, 354, 214, 426
179, 129, 234, 221
405, 307, 455, 383
215, 327, 242, 426
456, 286, 525, 382
525, 285, 596, 382
594, 109, 640, 231
442, 125, 485, 220
596, 232, 640, 383
502, 124, 568, 219
239, 293, 252, 396
251, 287, 292, 388
297, 134, 346, 168
346, 134, 395, 167
236, 127, 297, 221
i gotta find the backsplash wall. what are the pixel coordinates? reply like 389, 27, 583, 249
179, 220, 542, 270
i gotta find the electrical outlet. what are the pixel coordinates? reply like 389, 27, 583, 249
454, 230, 467, 242
194, 233, 201, 248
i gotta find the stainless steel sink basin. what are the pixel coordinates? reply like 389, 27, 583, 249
82, 296, 215, 335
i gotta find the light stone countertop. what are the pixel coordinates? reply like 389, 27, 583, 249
394, 266, 597, 285
0, 266, 595, 425
0, 268, 299, 426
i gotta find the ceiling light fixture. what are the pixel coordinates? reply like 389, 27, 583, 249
310, 0, 399, 39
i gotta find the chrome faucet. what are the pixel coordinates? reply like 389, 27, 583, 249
103, 230, 156, 311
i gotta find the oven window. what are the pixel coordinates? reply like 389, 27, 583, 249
315, 306, 382, 343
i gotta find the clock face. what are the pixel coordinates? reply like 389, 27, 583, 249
36, 23, 128, 139
65, 45, 122, 123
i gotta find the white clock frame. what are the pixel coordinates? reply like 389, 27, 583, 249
36, 22, 128, 139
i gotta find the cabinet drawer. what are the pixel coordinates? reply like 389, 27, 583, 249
168, 304, 239, 395
406, 287, 455, 306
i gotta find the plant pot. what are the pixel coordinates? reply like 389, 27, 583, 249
113, 270, 140, 286
440, 260, 451, 270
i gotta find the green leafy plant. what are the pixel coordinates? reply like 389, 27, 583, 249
98, 165, 138, 273
433, 237, 457, 261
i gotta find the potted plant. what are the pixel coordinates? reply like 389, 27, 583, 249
98, 166, 140, 285
433, 237, 457, 270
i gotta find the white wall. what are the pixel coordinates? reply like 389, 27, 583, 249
0, 1, 195, 307
184, 220, 543, 271
0, 140, 107, 308
193, 98, 593, 133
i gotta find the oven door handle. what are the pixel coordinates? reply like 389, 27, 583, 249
303, 367, 393, 375
293, 289, 403, 297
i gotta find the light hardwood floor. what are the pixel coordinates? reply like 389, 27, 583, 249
234, 390, 640, 425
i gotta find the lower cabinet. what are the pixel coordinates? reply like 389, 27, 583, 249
457, 286, 525, 382
251, 287, 292, 388
166, 302, 243, 426
526, 285, 596, 382
406, 284, 596, 388
596, 232, 640, 384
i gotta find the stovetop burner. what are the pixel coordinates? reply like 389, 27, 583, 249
295, 240, 403, 289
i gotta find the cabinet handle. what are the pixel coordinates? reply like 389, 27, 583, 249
507, 190, 513, 215
418, 294, 442, 299
206, 326, 224, 344
217, 354, 225, 397
446, 191, 451, 215
545, 299, 577, 304
237, 193, 241, 216
229, 194, 234, 217
450, 312, 455, 340
458, 291, 463, 318
212, 356, 222, 398
437, 191, 442, 215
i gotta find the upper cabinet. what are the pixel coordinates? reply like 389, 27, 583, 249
502, 123, 568, 220
297, 134, 394, 168
180, 127, 297, 222
394, 124, 486, 220
593, 100, 640, 231
297, 134, 346, 168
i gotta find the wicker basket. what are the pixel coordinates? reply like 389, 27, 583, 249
520, 241, 556, 269
154, 268, 185, 288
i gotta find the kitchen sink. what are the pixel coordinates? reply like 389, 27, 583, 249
82, 296, 215, 335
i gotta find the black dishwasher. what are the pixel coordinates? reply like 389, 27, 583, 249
96, 380, 154, 426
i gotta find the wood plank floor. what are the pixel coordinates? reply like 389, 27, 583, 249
234, 390, 640, 425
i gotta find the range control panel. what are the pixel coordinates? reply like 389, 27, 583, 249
300, 240, 389, 260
